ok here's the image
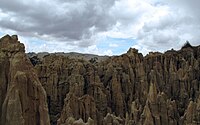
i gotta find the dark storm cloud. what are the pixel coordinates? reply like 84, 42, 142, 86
0, 0, 118, 46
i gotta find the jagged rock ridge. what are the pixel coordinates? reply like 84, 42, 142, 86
30, 40, 200, 125
0, 35, 50, 125
1, 35, 200, 125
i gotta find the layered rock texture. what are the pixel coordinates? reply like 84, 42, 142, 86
0, 35, 50, 125
1, 35, 200, 125
30, 41, 200, 125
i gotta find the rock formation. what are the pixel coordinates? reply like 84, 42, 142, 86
29, 42, 200, 125
0, 35, 50, 125
1, 35, 200, 125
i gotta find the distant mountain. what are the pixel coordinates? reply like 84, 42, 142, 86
27, 51, 109, 62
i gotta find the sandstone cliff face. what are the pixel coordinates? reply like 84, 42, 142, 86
30, 42, 200, 125
0, 35, 50, 125
1, 34, 199, 125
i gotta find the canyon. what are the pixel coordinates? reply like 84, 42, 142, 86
0, 35, 200, 125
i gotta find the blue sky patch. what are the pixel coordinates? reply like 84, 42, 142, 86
97, 36, 136, 55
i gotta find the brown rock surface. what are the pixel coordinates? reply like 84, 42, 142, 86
1, 33, 200, 125
26, 37, 200, 125
0, 35, 50, 125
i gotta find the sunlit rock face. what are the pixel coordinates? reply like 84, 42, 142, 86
30, 40, 200, 125
2, 35, 200, 125
0, 35, 50, 125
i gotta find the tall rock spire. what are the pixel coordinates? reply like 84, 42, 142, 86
0, 35, 50, 125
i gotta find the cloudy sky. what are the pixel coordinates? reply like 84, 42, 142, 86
0, 0, 200, 55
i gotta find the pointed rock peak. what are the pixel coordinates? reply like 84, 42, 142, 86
73, 118, 84, 124
188, 100, 194, 106
0, 34, 11, 42
131, 101, 137, 112
0, 35, 24, 53
0, 34, 50, 125
158, 92, 167, 102
87, 117, 94, 124
0, 34, 18, 43
181, 41, 193, 49
127, 48, 138, 55
11, 35, 18, 41
184, 100, 196, 124
1, 34, 11, 38
161, 92, 167, 98
142, 101, 154, 125
148, 82, 158, 103
185, 100, 195, 115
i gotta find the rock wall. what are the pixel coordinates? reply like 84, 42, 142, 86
31, 43, 200, 125
0, 35, 50, 125
2, 34, 199, 125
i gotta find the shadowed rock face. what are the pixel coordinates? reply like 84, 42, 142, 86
0, 35, 50, 125
30, 41, 200, 125
1, 35, 200, 125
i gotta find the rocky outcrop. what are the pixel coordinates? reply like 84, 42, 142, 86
57, 94, 97, 125
0, 35, 50, 125
1, 34, 199, 125
33, 54, 110, 124
28, 39, 200, 125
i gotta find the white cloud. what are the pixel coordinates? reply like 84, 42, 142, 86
109, 43, 118, 48
83, 45, 113, 56
0, 0, 200, 55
